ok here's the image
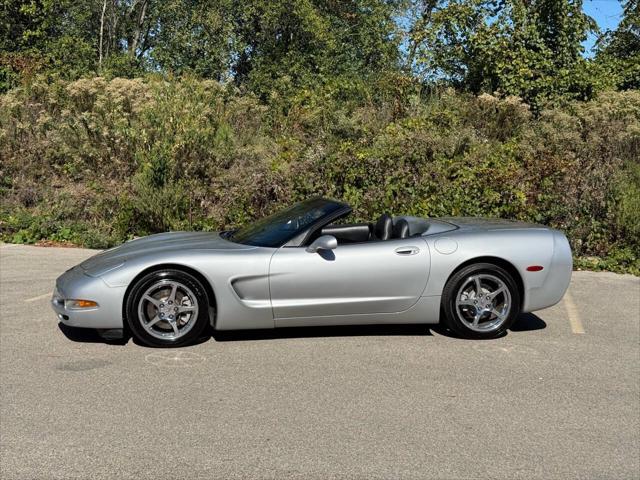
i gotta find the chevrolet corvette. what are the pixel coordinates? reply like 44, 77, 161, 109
52, 198, 572, 346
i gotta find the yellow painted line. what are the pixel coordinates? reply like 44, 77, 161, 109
564, 290, 585, 334
24, 293, 52, 303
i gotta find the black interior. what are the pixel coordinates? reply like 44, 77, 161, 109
318, 213, 414, 245
321, 223, 371, 243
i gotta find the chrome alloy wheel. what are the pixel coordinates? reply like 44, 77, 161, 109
137, 280, 199, 341
455, 273, 512, 333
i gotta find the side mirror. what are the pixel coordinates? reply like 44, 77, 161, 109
306, 235, 338, 253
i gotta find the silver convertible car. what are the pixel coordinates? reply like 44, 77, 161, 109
52, 198, 572, 347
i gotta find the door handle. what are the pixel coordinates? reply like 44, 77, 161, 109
394, 246, 420, 256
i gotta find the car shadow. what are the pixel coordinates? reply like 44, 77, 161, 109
211, 323, 435, 342
510, 313, 547, 332
58, 313, 546, 346
58, 323, 130, 346
212, 313, 547, 342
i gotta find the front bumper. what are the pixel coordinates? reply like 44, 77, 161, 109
52, 266, 127, 329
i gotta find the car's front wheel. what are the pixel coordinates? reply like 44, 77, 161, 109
442, 263, 520, 339
126, 269, 210, 347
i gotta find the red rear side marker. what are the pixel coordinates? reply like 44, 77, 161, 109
526, 265, 544, 272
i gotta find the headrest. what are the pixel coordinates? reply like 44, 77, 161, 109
374, 214, 393, 241
393, 218, 410, 239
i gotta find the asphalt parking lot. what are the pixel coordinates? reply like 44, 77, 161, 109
1, 243, 639, 480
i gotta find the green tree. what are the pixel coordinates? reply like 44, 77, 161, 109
1, 0, 402, 96
1, 0, 97, 89
231, 0, 401, 98
0, 0, 157, 87
150, 0, 234, 80
405, 0, 599, 108
596, 0, 640, 89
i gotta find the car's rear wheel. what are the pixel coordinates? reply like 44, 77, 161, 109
126, 269, 210, 347
442, 263, 520, 339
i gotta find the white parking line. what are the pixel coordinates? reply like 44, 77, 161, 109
564, 290, 585, 334
24, 293, 52, 303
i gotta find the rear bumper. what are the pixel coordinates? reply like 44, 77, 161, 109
52, 266, 126, 329
522, 230, 572, 312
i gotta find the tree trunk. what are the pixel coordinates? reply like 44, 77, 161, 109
107, 0, 118, 59
130, 0, 148, 58
98, 0, 107, 71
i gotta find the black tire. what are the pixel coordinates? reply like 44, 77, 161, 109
126, 269, 211, 347
442, 263, 520, 339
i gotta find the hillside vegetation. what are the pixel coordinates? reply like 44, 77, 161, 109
0, 78, 638, 273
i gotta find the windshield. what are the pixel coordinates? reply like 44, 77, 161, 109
229, 198, 348, 247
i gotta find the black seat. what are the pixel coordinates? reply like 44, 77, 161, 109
374, 214, 393, 241
393, 218, 410, 239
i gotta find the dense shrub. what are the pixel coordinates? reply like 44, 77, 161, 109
0, 77, 638, 273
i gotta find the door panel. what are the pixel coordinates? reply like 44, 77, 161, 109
269, 238, 430, 319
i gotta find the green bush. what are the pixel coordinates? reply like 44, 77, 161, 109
0, 77, 638, 274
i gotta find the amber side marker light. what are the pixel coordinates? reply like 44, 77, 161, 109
66, 299, 99, 309
526, 265, 544, 272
